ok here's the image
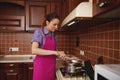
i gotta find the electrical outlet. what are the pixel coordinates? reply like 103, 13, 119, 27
80, 50, 84, 56
9, 47, 19, 51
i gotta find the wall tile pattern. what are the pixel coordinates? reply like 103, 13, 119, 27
0, 32, 33, 55
0, 32, 70, 55
70, 20, 120, 65
0, 20, 120, 65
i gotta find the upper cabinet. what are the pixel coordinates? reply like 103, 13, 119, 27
61, 0, 88, 21
26, 0, 62, 31
93, 0, 120, 17
51, 0, 62, 21
0, 0, 25, 31
68, 0, 89, 13
25, 0, 51, 31
0, 0, 119, 32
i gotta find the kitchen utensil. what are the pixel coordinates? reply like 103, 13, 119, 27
63, 59, 82, 74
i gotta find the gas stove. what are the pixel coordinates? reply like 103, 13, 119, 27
56, 67, 86, 80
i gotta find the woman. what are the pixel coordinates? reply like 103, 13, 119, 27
32, 12, 66, 80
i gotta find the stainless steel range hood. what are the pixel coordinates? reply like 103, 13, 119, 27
61, 0, 93, 27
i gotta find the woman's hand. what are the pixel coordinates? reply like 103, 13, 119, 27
56, 51, 67, 60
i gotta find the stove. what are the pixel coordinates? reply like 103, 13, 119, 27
56, 67, 86, 80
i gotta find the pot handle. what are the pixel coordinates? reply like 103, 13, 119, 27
75, 67, 82, 69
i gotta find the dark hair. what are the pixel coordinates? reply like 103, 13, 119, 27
46, 12, 60, 22
41, 12, 60, 32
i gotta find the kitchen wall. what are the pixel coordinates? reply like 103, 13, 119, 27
0, 20, 120, 65
0, 32, 32, 54
70, 20, 120, 65
0, 32, 70, 55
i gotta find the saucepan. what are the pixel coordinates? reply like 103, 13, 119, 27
63, 59, 82, 74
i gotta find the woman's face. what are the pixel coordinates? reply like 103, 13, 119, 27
46, 18, 60, 32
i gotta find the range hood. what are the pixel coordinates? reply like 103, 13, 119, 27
61, 0, 93, 27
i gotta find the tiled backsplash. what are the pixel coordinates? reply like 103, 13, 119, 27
0, 20, 120, 65
0, 32, 70, 55
70, 20, 120, 65
0, 32, 33, 54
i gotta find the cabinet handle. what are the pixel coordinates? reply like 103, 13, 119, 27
29, 67, 33, 70
98, 1, 109, 8
2, 27, 6, 30
9, 70, 14, 72
7, 73, 17, 75
9, 64, 14, 67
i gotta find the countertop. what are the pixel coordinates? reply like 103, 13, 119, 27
0, 54, 80, 63
0, 55, 35, 63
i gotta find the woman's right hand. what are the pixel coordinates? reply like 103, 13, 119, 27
56, 51, 67, 60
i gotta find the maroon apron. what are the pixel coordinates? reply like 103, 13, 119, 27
33, 35, 56, 80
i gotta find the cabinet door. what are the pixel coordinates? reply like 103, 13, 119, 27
28, 67, 33, 80
30, 0, 51, 1
118, 0, 120, 4
27, 63, 33, 80
68, 0, 88, 13
0, 16, 24, 31
61, 0, 69, 20
3, 69, 24, 80
0, 2, 25, 31
0, 69, 4, 80
51, 0, 62, 20
93, 0, 119, 17
61, 0, 88, 20
0, 0, 25, 6
26, 1, 51, 31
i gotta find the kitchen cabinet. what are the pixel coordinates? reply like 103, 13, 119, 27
61, 0, 88, 20
68, 0, 88, 13
93, 0, 120, 17
27, 63, 33, 80
0, 1, 25, 31
0, 0, 25, 6
60, 0, 69, 21
51, 0, 62, 21
25, 0, 51, 31
25, 0, 63, 31
0, 63, 33, 80
30, 0, 51, 1
0, 63, 26, 80
0, 15, 25, 31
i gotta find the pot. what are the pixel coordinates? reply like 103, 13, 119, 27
63, 59, 82, 74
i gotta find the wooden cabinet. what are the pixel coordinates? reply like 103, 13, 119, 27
60, 0, 69, 21
93, 0, 120, 17
27, 63, 33, 80
68, 0, 88, 13
51, 0, 62, 21
0, 63, 33, 80
25, 0, 51, 31
61, 0, 88, 21
0, 0, 25, 6
0, 1, 25, 31
30, 0, 51, 1
0, 15, 25, 31
0, 63, 25, 80
25, 0, 88, 31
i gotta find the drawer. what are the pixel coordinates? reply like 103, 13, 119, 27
4, 68, 23, 73
0, 63, 23, 68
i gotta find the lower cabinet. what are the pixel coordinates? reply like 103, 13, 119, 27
3, 69, 24, 80
27, 63, 33, 80
0, 63, 33, 80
